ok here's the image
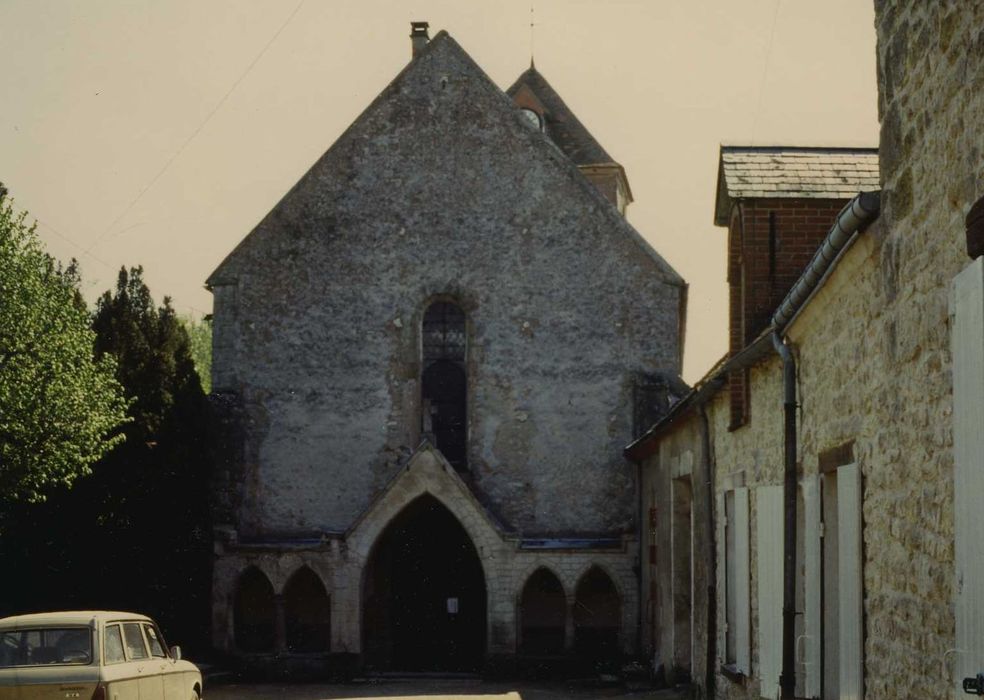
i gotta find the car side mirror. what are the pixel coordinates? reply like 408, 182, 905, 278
169, 646, 182, 661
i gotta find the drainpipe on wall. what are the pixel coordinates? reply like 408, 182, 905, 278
772, 331, 798, 700
772, 191, 880, 700
698, 404, 717, 700
637, 460, 645, 659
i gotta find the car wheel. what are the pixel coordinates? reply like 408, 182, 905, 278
191, 691, 200, 700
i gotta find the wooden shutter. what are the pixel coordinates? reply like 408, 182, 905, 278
837, 463, 863, 700
735, 486, 751, 675
756, 486, 783, 698
802, 475, 822, 698
717, 491, 727, 667
953, 257, 984, 697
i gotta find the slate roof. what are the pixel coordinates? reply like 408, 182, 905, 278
714, 146, 880, 225
506, 65, 614, 167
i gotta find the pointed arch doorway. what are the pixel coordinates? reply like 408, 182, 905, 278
362, 495, 487, 671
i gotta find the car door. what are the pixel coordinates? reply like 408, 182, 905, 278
120, 622, 163, 700
141, 624, 182, 700
101, 623, 140, 700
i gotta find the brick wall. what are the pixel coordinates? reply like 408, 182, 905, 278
726, 197, 849, 427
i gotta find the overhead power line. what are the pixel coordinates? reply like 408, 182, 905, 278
84, 0, 306, 254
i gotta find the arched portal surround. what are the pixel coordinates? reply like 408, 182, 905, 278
211, 446, 640, 664
361, 494, 487, 671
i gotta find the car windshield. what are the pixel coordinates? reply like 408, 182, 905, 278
0, 627, 93, 667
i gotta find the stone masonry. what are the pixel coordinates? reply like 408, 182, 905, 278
631, 3, 984, 699
207, 28, 683, 666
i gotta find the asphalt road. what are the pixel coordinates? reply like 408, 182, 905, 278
205, 678, 691, 699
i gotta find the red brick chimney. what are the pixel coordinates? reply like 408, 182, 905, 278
714, 146, 879, 428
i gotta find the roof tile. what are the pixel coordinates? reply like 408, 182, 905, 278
720, 146, 879, 200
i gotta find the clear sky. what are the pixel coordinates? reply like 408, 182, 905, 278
0, 1, 878, 382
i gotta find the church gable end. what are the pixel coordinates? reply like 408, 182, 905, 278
208, 28, 684, 541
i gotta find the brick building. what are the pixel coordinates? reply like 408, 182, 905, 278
206, 25, 685, 673
716, 147, 879, 428
627, 4, 984, 699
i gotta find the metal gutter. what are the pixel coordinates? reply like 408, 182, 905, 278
772, 191, 882, 330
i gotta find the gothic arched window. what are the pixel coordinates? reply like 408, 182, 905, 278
422, 301, 467, 470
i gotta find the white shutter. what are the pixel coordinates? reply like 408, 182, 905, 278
953, 257, 984, 697
837, 463, 863, 700
802, 475, 822, 699
735, 486, 751, 675
717, 491, 727, 666
756, 486, 783, 698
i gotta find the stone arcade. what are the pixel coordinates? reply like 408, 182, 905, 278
207, 25, 685, 673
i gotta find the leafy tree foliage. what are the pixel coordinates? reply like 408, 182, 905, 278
0, 186, 128, 504
0, 267, 212, 653
181, 315, 212, 394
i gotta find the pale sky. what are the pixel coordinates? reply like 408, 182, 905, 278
0, 1, 879, 382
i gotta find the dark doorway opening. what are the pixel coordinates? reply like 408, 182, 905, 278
234, 567, 275, 652
284, 567, 330, 653
573, 567, 621, 662
362, 495, 487, 671
519, 568, 566, 655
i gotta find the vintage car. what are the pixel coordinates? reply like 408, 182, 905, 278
0, 611, 202, 699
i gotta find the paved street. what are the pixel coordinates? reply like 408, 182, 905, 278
206, 678, 691, 699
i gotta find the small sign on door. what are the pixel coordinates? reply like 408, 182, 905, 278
446, 597, 459, 614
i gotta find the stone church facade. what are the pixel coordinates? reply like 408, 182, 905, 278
207, 26, 685, 673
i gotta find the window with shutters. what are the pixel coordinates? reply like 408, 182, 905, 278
756, 485, 783, 699
805, 461, 863, 700
722, 486, 750, 675
953, 257, 984, 694
421, 300, 467, 470
672, 477, 694, 678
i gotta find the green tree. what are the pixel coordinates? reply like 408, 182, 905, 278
0, 186, 128, 504
181, 315, 212, 394
0, 267, 212, 650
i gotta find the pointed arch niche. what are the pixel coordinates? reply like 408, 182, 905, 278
234, 567, 275, 653
421, 300, 467, 470
284, 567, 331, 653
519, 568, 566, 656
573, 566, 621, 660
362, 494, 486, 671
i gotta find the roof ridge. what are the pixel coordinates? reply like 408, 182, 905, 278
506, 65, 615, 167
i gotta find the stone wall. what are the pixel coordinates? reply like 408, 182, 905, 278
212, 447, 639, 659
207, 32, 683, 540
640, 4, 984, 698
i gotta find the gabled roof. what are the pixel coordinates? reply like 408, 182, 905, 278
714, 145, 880, 225
506, 65, 614, 167
207, 31, 683, 289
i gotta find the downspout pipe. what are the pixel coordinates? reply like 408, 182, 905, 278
773, 191, 880, 700
698, 405, 717, 700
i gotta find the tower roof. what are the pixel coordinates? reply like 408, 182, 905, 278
506, 66, 614, 167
